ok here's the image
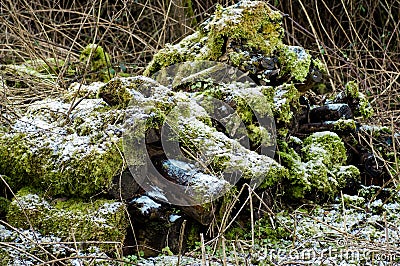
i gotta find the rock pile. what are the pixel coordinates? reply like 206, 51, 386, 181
0, 0, 395, 263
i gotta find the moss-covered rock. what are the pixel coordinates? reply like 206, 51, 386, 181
302, 131, 347, 168
144, 1, 283, 76
6, 187, 127, 248
170, 111, 288, 188
120, 77, 288, 194
98, 75, 166, 108
0, 98, 125, 198
268, 83, 301, 124
278, 131, 360, 200
329, 81, 374, 119
143, 0, 323, 90
278, 46, 312, 82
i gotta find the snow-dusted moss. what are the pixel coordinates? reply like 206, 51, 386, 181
278, 46, 312, 82
333, 165, 360, 188
278, 131, 359, 200
302, 131, 347, 168
164, 102, 288, 188
0, 98, 125, 198
143, 0, 326, 95
6, 187, 127, 248
329, 118, 357, 132
331, 81, 374, 119
121, 77, 288, 192
266, 83, 300, 124
189, 81, 299, 146
144, 1, 284, 76
345, 81, 374, 118
203, 1, 283, 59
98, 75, 168, 108
344, 80, 360, 98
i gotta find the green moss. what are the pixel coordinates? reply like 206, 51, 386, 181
278, 132, 358, 200
229, 51, 248, 67
358, 95, 374, 118
52, 141, 123, 197
6, 187, 127, 250
144, 1, 284, 76
234, 96, 256, 124
0, 133, 52, 192
278, 141, 311, 199
344, 81, 359, 98
312, 58, 327, 73
333, 165, 360, 188
98, 78, 132, 107
247, 124, 273, 147
269, 83, 300, 124
169, 110, 287, 188
206, 2, 283, 57
278, 46, 312, 82
144, 43, 195, 77
80, 44, 113, 82
341, 194, 365, 208
98, 76, 174, 110
344, 81, 374, 119
302, 131, 347, 168
332, 119, 357, 132
277, 140, 301, 167
0, 99, 126, 198
0, 132, 123, 198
